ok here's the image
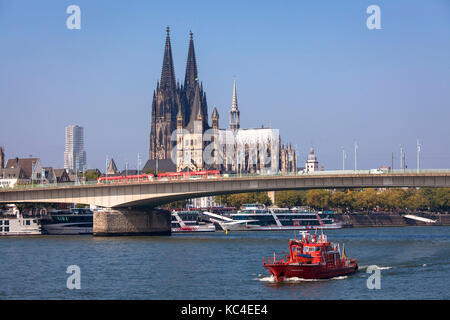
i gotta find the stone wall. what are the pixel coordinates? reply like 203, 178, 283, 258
335, 213, 450, 228
93, 208, 171, 236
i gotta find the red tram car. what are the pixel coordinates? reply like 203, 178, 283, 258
97, 170, 220, 184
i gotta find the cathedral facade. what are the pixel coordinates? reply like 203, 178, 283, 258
148, 27, 296, 174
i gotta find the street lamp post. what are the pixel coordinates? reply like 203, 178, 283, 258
105, 155, 108, 184
417, 139, 421, 173
137, 153, 141, 182
400, 145, 403, 170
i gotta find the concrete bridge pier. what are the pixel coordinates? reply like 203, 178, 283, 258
93, 208, 171, 236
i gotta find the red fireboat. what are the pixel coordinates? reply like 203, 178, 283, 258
263, 229, 358, 281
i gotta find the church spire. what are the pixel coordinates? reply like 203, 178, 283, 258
160, 26, 176, 90
230, 79, 240, 130
184, 30, 198, 92
231, 79, 238, 111
187, 83, 202, 129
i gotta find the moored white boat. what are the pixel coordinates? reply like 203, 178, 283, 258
203, 204, 342, 231
171, 210, 216, 233
40, 208, 93, 235
0, 206, 41, 236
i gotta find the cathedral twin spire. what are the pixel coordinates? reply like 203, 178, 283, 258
160, 26, 199, 95
160, 26, 176, 91
150, 27, 208, 160
184, 31, 198, 94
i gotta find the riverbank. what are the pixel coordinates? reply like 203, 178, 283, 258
335, 212, 450, 228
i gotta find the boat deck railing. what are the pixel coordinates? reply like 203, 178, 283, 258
263, 253, 290, 265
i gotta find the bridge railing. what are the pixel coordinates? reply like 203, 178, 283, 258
0, 180, 100, 191
1, 169, 449, 191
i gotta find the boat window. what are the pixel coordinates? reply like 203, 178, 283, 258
4, 220, 8, 225
4, 227, 9, 232
0, 227, 2, 232
0, 220, 2, 225
26, 220, 31, 225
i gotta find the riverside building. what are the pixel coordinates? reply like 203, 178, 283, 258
64, 125, 86, 173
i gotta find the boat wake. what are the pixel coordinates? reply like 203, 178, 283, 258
256, 275, 348, 283
377, 266, 393, 270
358, 265, 393, 271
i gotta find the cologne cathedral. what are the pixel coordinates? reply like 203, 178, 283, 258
145, 27, 296, 174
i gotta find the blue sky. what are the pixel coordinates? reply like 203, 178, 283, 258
0, 0, 449, 171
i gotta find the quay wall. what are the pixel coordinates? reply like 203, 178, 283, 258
335, 213, 450, 228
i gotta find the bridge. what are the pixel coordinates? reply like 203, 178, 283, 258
1, 170, 449, 236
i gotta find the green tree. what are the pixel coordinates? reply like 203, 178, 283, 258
405, 190, 428, 211
379, 189, 405, 211
275, 190, 305, 208
305, 190, 331, 209
430, 188, 450, 211
84, 170, 101, 181
330, 190, 351, 210
216, 192, 272, 208
165, 199, 188, 209
356, 189, 379, 212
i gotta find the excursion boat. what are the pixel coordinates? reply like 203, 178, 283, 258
203, 204, 342, 231
263, 229, 358, 281
0, 207, 42, 236
171, 210, 216, 233
40, 208, 93, 235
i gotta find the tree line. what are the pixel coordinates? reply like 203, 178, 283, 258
215, 188, 450, 212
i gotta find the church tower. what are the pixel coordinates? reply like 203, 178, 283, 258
183, 31, 209, 130
306, 148, 319, 172
229, 79, 240, 130
183, 31, 197, 124
0, 146, 4, 169
176, 108, 184, 171
149, 26, 182, 161
212, 107, 219, 129
211, 107, 220, 170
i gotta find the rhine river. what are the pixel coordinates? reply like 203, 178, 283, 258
1, 226, 449, 300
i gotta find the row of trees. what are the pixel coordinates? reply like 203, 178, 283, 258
215, 192, 273, 208
215, 188, 450, 212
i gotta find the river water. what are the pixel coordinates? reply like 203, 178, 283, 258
1, 226, 449, 300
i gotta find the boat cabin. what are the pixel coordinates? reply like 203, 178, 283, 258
288, 231, 342, 266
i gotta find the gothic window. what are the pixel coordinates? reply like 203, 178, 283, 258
157, 128, 161, 147
244, 144, 250, 171
266, 143, 271, 167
